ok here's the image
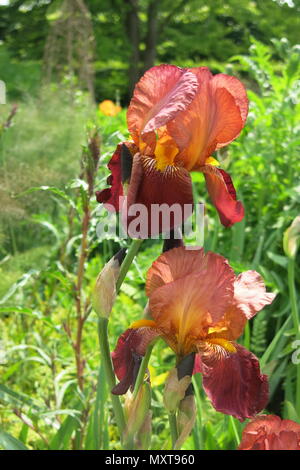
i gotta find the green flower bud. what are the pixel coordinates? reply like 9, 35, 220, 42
283, 216, 300, 259
125, 383, 151, 442
92, 249, 126, 318
135, 411, 152, 450
163, 368, 191, 413
175, 394, 196, 450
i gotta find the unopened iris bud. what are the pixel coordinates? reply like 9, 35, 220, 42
283, 215, 300, 259
92, 248, 126, 319
125, 383, 151, 442
135, 411, 152, 450
175, 394, 196, 449
163, 368, 191, 414
164, 353, 195, 413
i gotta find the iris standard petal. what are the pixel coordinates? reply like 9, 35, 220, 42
232, 270, 276, 320
167, 68, 247, 170
127, 65, 199, 150
207, 270, 276, 341
147, 248, 235, 355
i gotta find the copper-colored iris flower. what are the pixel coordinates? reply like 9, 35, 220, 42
96, 65, 248, 234
112, 247, 275, 421
239, 415, 300, 450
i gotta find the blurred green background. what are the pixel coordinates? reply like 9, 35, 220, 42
0, 0, 299, 451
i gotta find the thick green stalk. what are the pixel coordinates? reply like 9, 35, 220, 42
116, 239, 143, 292
288, 258, 300, 415
192, 374, 203, 450
243, 322, 251, 351
229, 416, 240, 447
168, 412, 178, 449
133, 344, 154, 399
97, 318, 126, 440
96, 238, 144, 447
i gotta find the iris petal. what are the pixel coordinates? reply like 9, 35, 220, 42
196, 344, 268, 421
200, 165, 244, 227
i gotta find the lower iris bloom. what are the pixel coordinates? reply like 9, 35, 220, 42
238, 415, 300, 450
112, 247, 275, 421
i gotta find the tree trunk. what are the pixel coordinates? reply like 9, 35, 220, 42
125, 0, 140, 96
143, 0, 159, 73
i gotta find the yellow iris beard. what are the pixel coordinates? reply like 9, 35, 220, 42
154, 135, 179, 171
205, 156, 220, 166
129, 319, 157, 329
208, 337, 237, 353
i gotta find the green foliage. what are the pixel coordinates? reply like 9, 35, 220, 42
0, 45, 41, 99
1, 0, 300, 100
0, 84, 94, 255
1, 37, 300, 449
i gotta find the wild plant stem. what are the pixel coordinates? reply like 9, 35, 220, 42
13, 408, 49, 446
287, 258, 300, 415
73, 190, 91, 391
73, 131, 100, 392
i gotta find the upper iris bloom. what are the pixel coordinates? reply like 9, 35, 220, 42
112, 247, 275, 421
97, 65, 248, 234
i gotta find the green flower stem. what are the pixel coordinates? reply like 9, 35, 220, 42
97, 318, 126, 441
122, 344, 155, 450
116, 239, 143, 293
96, 239, 144, 447
192, 375, 203, 450
133, 344, 154, 399
287, 258, 300, 415
288, 258, 300, 333
243, 322, 251, 351
229, 416, 240, 447
169, 412, 178, 449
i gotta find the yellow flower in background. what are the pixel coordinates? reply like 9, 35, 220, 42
99, 99, 121, 116
148, 365, 168, 387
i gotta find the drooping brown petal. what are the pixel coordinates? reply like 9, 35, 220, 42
124, 154, 194, 237
239, 415, 300, 450
198, 344, 269, 421
127, 65, 199, 150
200, 165, 244, 227
96, 143, 123, 211
111, 327, 159, 395
96, 142, 137, 212
167, 68, 248, 170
